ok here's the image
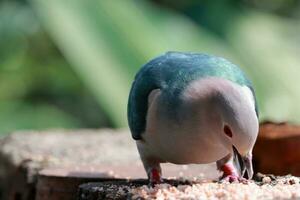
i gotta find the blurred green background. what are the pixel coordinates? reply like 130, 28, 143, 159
0, 0, 300, 134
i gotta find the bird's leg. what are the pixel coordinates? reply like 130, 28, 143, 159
143, 161, 162, 185
147, 165, 162, 185
136, 141, 163, 185
140, 157, 162, 185
139, 155, 162, 185
217, 154, 246, 183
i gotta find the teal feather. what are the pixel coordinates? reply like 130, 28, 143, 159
128, 52, 258, 140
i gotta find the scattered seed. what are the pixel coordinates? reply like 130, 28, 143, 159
262, 177, 271, 184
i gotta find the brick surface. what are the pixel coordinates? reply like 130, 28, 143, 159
1, 123, 298, 199
0, 129, 217, 200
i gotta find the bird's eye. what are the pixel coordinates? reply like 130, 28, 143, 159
224, 125, 233, 138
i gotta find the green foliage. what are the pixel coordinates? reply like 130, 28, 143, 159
0, 1, 110, 134
29, 0, 239, 127
226, 12, 300, 121
1, 0, 300, 133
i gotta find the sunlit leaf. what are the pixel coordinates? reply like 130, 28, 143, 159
227, 12, 300, 122
30, 0, 240, 127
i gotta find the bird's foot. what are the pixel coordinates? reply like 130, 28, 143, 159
148, 168, 163, 186
219, 164, 248, 183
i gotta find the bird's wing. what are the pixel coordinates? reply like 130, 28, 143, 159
127, 64, 161, 140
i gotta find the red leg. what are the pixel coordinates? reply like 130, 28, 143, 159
136, 142, 162, 185
220, 163, 240, 182
149, 168, 162, 184
217, 154, 247, 183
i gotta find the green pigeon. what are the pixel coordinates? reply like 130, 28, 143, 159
128, 52, 259, 184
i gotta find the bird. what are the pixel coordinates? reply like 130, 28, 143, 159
127, 52, 259, 184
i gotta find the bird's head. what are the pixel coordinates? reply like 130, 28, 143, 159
223, 123, 258, 179
182, 77, 259, 178
218, 85, 259, 179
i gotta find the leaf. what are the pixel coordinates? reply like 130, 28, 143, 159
227, 11, 300, 122
0, 101, 80, 135
29, 0, 242, 127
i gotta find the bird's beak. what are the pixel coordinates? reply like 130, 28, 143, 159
232, 146, 253, 179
